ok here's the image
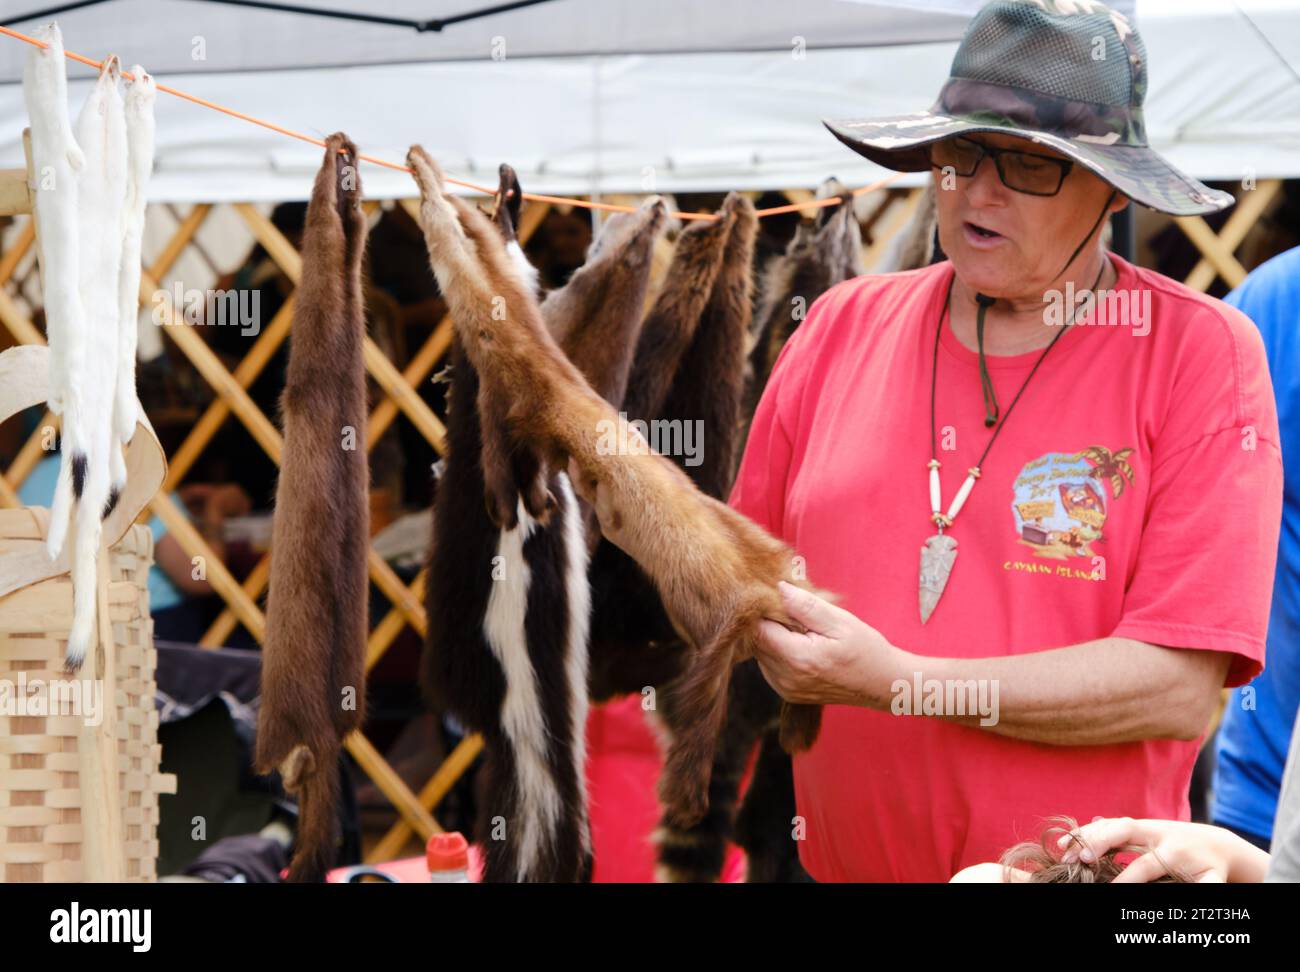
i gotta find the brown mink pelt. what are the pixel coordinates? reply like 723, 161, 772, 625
254, 133, 370, 883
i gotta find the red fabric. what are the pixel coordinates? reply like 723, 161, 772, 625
729, 255, 1283, 882
585, 695, 748, 882
332, 699, 748, 883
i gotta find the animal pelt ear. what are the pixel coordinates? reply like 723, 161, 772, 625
494, 162, 524, 241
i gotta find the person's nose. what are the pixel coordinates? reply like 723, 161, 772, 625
962, 151, 1009, 209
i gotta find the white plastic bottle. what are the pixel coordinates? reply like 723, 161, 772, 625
427, 831, 471, 883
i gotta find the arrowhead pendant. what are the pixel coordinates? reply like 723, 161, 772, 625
919, 532, 958, 624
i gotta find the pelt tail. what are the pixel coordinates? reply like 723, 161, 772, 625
657, 614, 751, 828
66, 447, 108, 671
280, 743, 342, 883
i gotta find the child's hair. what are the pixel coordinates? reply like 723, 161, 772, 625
1000, 816, 1190, 884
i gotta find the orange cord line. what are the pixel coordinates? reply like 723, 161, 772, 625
0, 23, 905, 220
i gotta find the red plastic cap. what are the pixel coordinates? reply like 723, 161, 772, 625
426, 831, 469, 871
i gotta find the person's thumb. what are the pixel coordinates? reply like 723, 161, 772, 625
777, 581, 844, 638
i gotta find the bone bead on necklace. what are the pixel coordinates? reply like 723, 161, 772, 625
920, 260, 1107, 624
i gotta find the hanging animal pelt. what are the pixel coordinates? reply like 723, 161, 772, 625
578, 193, 754, 726
424, 337, 593, 882
408, 146, 829, 827
620, 209, 734, 428
623, 195, 777, 880
477, 165, 552, 533
541, 194, 668, 551
39, 54, 127, 672
585, 203, 738, 700
745, 178, 864, 417
111, 66, 156, 485
23, 23, 83, 426
579, 195, 806, 883
879, 181, 937, 275
543, 198, 668, 415
422, 166, 666, 882
254, 133, 370, 882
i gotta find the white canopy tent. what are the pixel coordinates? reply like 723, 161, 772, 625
0, 0, 1295, 202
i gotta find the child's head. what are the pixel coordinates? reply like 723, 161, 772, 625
1000, 816, 1189, 883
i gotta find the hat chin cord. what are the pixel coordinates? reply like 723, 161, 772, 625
973, 189, 1118, 426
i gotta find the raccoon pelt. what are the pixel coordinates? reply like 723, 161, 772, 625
420, 166, 598, 883
42, 55, 126, 672
586, 202, 741, 701
582, 195, 753, 705
543, 197, 668, 412
580, 195, 755, 708
879, 181, 937, 275
407, 145, 829, 828
592, 195, 807, 883
541, 193, 669, 551
254, 133, 370, 882
744, 177, 863, 421
655, 659, 808, 882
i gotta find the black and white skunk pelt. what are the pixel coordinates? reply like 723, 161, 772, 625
420, 166, 666, 882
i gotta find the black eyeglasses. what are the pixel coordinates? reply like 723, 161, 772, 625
929, 136, 1074, 196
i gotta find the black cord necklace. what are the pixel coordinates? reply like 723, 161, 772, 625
918, 256, 1108, 624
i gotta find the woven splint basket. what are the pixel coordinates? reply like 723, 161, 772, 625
0, 512, 175, 881
0, 343, 175, 882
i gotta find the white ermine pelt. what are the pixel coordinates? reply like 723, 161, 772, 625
22, 23, 84, 418
111, 65, 156, 486
46, 56, 128, 671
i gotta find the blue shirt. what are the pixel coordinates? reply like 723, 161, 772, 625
17, 453, 184, 613
1214, 245, 1300, 839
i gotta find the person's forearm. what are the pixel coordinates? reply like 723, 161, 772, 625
881, 638, 1229, 746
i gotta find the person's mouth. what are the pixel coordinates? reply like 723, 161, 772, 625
962, 220, 1007, 248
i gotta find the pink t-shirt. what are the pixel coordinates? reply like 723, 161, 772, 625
729, 254, 1283, 882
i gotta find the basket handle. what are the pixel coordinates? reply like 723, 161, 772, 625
0, 344, 167, 597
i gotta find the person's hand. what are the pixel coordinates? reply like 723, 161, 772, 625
1057, 817, 1271, 883
754, 581, 907, 709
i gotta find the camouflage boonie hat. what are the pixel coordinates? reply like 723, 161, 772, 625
823, 0, 1233, 217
